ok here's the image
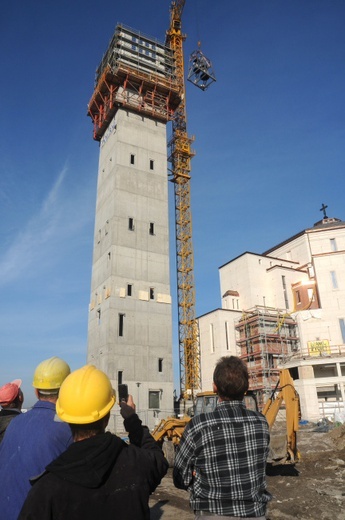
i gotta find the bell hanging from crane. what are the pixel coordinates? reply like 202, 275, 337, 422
187, 43, 216, 91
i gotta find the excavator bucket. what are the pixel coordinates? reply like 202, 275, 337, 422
268, 433, 289, 465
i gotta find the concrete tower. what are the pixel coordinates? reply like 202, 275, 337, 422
87, 25, 181, 430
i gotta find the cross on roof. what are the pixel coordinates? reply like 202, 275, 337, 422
320, 203, 328, 218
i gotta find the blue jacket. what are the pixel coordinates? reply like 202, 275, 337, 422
0, 400, 72, 520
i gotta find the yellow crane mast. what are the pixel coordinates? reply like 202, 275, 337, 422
165, 0, 201, 398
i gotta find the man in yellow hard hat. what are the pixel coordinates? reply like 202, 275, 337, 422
0, 357, 72, 520
18, 364, 168, 520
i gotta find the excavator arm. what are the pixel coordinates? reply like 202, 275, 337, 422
262, 369, 301, 463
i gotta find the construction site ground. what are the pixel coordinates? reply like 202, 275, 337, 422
149, 422, 345, 520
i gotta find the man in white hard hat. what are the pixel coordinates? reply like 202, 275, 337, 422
0, 357, 72, 520
19, 365, 168, 520
0, 378, 24, 442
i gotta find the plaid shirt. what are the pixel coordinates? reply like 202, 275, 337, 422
173, 400, 271, 517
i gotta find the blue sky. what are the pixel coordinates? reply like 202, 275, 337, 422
1, 0, 344, 408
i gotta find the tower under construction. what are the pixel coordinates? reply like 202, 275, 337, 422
87, 24, 180, 430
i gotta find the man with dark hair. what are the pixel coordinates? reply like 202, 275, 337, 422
18, 365, 168, 520
0, 379, 24, 442
174, 355, 271, 519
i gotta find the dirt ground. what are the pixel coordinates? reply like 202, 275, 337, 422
149, 423, 345, 520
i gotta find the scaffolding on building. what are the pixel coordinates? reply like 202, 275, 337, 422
235, 306, 300, 409
88, 24, 181, 141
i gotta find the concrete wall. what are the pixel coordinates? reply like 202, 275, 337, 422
198, 308, 241, 390
219, 253, 303, 311
88, 109, 174, 429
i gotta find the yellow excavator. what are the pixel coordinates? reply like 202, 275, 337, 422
152, 368, 301, 466
262, 368, 301, 464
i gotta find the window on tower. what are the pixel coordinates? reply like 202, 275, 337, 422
130, 154, 135, 165
150, 159, 154, 170
149, 222, 155, 235
149, 390, 160, 409
118, 314, 125, 337
128, 218, 135, 231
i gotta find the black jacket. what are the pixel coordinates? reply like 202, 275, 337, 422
18, 414, 168, 520
0, 409, 21, 442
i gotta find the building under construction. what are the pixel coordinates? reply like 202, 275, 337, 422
86, 0, 218, 429
88, 24, 181, 140
87, 24, 179, 430
235, 306, 300, 408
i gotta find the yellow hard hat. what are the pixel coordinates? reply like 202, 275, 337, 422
32, 357, 71, 390
56, 365, 115, 424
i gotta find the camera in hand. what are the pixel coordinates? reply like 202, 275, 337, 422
118, 384, 129, 403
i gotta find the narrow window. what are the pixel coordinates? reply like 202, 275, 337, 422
282, 275, 289, 309
225, 322, 229, 351
158, 358, 163, 373
150, 288, 155, 300
330, 238, 337, 252
127, 284, 132, 296
149, 390, 160, 409
130, 154, 135, 165
118, 371, 123, 385
307, 288, 314, 302
331, 271, 338, 289
210, 323, 215, 353
119, 313, 125, 337
128, 218, 134, 231
149, 222, 155, 235
340, 319, 345, 344
149, 159, 154, 170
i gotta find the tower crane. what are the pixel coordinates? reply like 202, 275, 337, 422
165, 0, 200, 399
165, 1, 215, 399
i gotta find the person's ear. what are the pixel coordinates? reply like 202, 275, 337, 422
103, 413, 110, 429
212, 382, 218, 394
